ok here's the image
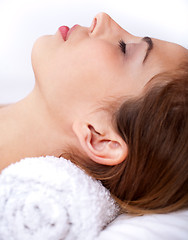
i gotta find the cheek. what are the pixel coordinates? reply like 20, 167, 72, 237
32, 37, 129, 110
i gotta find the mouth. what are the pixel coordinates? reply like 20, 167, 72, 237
58, 24, 79, 41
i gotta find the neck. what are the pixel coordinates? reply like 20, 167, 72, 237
0, 86, 74, 172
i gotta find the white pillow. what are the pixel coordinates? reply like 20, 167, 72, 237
97, 210, 188, 240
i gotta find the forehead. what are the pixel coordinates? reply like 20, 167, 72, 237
152, 38, 188, 70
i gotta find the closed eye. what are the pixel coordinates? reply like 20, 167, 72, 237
119, 40, 126, 54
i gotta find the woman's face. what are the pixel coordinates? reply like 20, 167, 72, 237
31, 12, 188, 118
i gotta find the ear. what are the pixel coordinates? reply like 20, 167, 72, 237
72, 121, 128, 166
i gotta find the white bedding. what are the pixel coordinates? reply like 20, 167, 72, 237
0, 156, 187, 239
98, 210, 188, 240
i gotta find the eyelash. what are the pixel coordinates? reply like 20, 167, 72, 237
118, 40, 126, 54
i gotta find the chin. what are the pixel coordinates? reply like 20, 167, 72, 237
31, 35, 51, 80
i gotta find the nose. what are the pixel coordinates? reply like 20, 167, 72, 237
93, 12, 111, 32
90, 12, 119, 40
89, 12, 140, 44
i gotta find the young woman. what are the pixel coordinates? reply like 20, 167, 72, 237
0, 12, 187, 215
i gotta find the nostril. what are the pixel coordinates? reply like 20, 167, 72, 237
90, 17, 97, 33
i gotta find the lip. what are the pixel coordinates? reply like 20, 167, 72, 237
66, 24, 79, 40
58, 24, 78, 41
58, 26, 69, 41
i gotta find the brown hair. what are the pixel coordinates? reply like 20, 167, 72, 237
61, 61, 188, 215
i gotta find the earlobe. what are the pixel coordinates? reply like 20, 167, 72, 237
72, 121, 128, 166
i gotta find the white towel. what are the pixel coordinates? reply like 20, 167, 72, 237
0, 156, 119, 240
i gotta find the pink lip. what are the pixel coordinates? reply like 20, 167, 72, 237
58, 26, 69, 41
58, 24, 78, 41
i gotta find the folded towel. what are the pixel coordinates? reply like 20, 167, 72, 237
0, 156, 119, 240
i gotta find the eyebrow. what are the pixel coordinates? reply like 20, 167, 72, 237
142, 37, 153, 63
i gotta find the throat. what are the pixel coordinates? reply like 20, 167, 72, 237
0, 90, 67, 172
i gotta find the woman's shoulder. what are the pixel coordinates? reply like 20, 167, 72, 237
0, 104, 8, 108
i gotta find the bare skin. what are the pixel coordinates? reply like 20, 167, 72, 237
0, 12, 188, 172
